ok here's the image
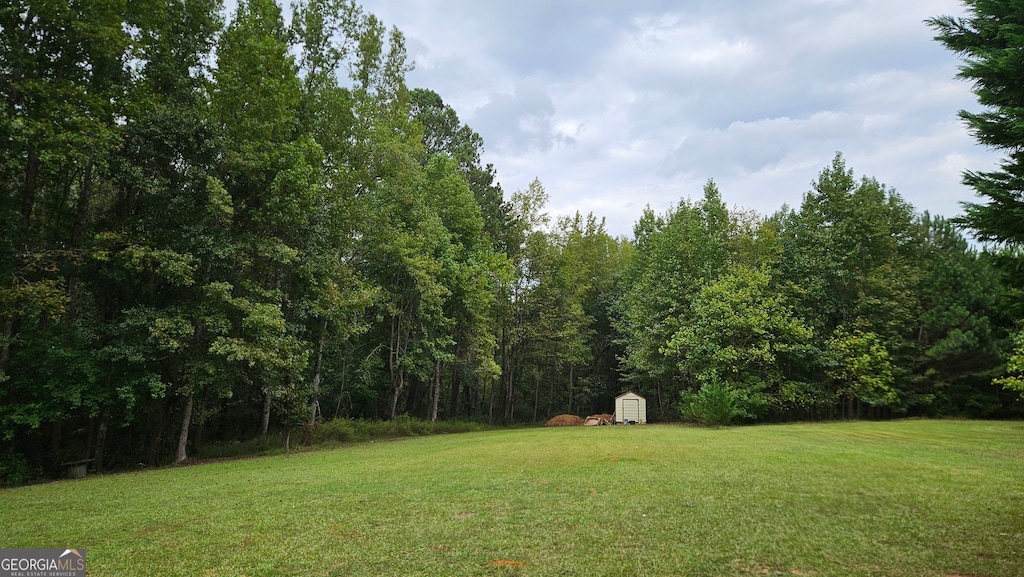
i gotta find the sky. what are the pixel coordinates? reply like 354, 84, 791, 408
356, 0, 998, 238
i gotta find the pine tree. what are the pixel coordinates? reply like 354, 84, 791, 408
929, 4, 1024, 286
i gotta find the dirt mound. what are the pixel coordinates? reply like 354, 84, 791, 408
544, 414, 584, 427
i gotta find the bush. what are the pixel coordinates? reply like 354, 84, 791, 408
392, 414, 430, 436
312, 419, 358, 443
198, 434, 286, 459
311, 416, 490, 445
431, 420, 485, 435
0, 453, 36, 486
680, 375, 741, 427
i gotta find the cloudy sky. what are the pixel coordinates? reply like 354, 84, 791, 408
356, 0, 997, 237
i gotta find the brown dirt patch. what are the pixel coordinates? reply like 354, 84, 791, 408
544, 414, 584, 426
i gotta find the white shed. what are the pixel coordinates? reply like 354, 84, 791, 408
613, 391, 646, 424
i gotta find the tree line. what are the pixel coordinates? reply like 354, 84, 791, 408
1, 0, 1022, 480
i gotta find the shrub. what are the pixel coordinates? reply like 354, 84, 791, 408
393, 414, 430, 436
198, 434, 286, 459
680, 375, 741, 427
312, 419, 358, 443
312, 416, 490, 445
0, 453, 36, 486
430, 420, 484, 435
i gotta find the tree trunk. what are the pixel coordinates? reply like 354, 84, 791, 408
532, 373, 540, 422
656, 382, 664, 417
176, 392, 193, 464
389, 361, 404, 420
501, 326, 512, 422
334, 353, 349, 420
407, 375, 421, 416
388, 314, 409, 421
310, 318, 328, 428
546, 370, 554, 418
429, 359, 442, 422
487, 377, 495, 425
93, 409, 108, 472
449, 362, 461, 419
260, 388, 272, 443
503, 361, 514, 422
567, 363, 574, 414
468, 384, 478, 418
0, 317, 14, 375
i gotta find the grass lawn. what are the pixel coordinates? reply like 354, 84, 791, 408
1, 420, 1022, 576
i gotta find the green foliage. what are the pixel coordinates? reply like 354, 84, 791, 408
0, 452, 36, 486
929, 3, 1024, 412
311, 416, 489, 444
775, 154, 919, 341
664, 264, 815, 418
771, 154, 925, 416
498, 183, 629, 422
912, 213, 1006, 414
0, 0, 1019, 480
679, 374, 742, 427
614, 181, 735, 416
994, 328, 1024, 399
409, 88, 512, 249
825, 327, 898, 408
930, 4, 1024, 314
195, 433, 287, 460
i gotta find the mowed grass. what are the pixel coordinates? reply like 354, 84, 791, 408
1, 420, 1022, 576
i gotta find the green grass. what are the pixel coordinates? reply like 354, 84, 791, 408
1, 420, 1022, 576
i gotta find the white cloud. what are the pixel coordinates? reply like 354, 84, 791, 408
619, 15, 760, 75
470, 80, 577, 154
357, 0, 1002, 237
662, 112, 864, 177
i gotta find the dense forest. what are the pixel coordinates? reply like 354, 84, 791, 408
2, 0, 1022, 480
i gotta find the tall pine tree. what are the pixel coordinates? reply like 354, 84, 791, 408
929, 4, 1024, 288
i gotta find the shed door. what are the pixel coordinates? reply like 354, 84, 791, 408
622, 399, 640, 423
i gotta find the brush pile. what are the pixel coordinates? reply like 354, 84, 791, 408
544, 413, 614, 426
543, 414, 584, 427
